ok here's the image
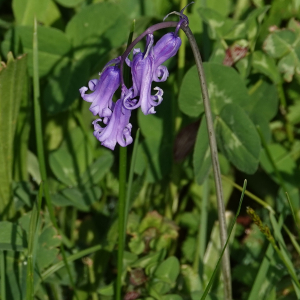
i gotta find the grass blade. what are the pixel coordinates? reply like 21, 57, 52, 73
41, 245, 102, 281
200, 179, 247, 300
194, 175, 209, 285
26, 184, 42, 300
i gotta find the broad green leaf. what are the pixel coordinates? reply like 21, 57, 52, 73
80, 151, 114, 186
193, 117, 211, 185
193, 0, 231, 16
43, 58, 90, 113
49, 127, 93, 187
55, 0, 84, 7
260, 143, 299, 186
216, 103, 261, 174
51, 186, 101, 211
179, 63, 249, 117
2, 26, 71, 77
263, 30, 296, 58
0, 221, 27, 251
198, 7, 237, 40
263, 29, 300, 82
181, 264, 202, 293
247, 80, 279, 121
252, 51, 281, 83
154, 256, 180, 284
12, 0, 61, 26
66, 2, 129, 60
0, 53, 27, 216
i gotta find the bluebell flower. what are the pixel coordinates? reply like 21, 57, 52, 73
153, 32, 182, 71
92, 97, 133, 150
124, 34, 166, 115
79, 58, 121, 117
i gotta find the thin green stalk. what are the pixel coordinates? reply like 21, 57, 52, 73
41, 245, 102, 281
283, 224, 300, 256
124, 128, 140, 230
221, 175, 275, 213
117, 145, 127, 300
84, 258, 97, 300
201, 180, 247, 300
32, 19, 78, 299
285, 192, 300, 237
26, 184, 42, 300
0, 250, 5, 300
194, 176, 209, 285
181, 24, 232, 300
116, 20, 135, 300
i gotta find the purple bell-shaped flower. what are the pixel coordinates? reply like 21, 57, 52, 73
92, 98, 133, 150
124, 34, 164, 115
79, 58, 121, 117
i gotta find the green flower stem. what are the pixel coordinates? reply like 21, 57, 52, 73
124, 128, 140, 230
116, 146, 127, 300
0, 250, 5, 300
116, 20, 135, 300
32, 19, 78, 300
181, 24, 232, 300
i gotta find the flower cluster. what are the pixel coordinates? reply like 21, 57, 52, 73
79, 26, 181, 150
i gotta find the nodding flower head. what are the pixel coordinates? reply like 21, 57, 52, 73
153, 32, 181, 69
124, 34, 164, 115
79, 58, 121, 117
92, 97, 133, 150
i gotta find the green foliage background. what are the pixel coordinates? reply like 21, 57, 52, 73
1, 0, 300, 299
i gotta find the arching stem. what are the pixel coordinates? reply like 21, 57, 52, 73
181, 24, 232, 300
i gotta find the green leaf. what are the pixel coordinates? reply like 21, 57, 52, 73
263, 29, 300, 82
80, 151, 114, 186
0, 221, 27, 251
216, 103, 261, 174
12, 0, 61, 26
193, 117, 211, 185
252, 51, 281, 84
247, 80, 279, 121
198, 7, 237, 40
0, 53, 27, 216
2, 26, 71, 77
54, 0, 84, 7
154, 256, 180, 284
49, 127, 93, 186
42, 56, 90, 114
260, 143, 298, 185
52, 186, 101, 211
179, 63, 249, 117
66, 2, 129, 60
263, 29, 296, 58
